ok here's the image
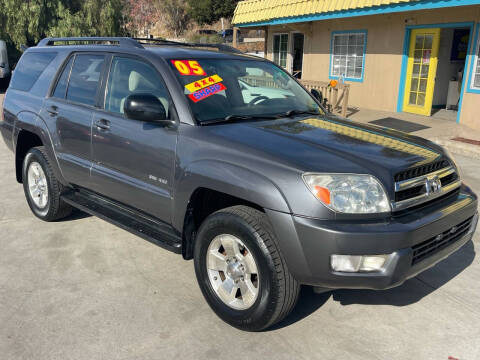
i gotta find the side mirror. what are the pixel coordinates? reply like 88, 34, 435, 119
311, 88, 323, 103
124, 93, 169, 123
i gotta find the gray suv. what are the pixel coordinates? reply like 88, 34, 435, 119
1, 37, 478, 331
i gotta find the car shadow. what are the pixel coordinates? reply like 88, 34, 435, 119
269, 240, 475, 330
268, 286, 332, 331
58, 208, 91, 222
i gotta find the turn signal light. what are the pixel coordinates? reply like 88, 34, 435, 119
314, 185, 330, 205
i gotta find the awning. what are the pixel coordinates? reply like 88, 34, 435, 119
232, 0, 480, 27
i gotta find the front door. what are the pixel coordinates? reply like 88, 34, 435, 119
90, 55, 177, 223
403, 28, 441, 116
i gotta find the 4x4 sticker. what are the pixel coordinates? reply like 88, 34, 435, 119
171, 60, 206, 76
188, 83, 226, 103
185, 74, 223, 93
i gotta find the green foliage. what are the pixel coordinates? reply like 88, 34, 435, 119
48, 0, 125, 37
0, 0, 126, 64
187, 0, 239, 25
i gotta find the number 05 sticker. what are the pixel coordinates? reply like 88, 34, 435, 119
171, 60, 206, 76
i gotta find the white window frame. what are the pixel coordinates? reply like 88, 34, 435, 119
329, 30, 367, 82
273, 33, 289, 70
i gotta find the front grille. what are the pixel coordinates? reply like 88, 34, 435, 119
395, 184, 425, 202
392, 160, 460, 211
440, 172, 458, 187
411, 216, 473, 265
394, 159, 449, 182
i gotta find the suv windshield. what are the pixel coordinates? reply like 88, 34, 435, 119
168, 58, 322, 122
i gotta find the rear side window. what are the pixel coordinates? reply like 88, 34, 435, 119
66, 54, 105, 106
53, 57, 74, 99
10, 52, 56, 91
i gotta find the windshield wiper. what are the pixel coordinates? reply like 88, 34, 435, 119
279, 109, 321, 118
201, 114, 278, 125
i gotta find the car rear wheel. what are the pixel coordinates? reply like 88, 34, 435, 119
22, 146, 72, 221
194, 205, 300, 331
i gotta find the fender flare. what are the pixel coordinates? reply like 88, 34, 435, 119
173, 159, 291, 231
13, 111, 67, 185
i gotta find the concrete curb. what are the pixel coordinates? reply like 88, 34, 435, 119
431, 137, 480, 158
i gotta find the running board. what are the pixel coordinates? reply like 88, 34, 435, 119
61, 189, 182, 254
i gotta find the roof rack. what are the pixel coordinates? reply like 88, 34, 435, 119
37, 37, 144, 49
133, 37, 242, 54
37, 36, 243, 54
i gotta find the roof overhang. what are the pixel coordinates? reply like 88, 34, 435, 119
233, 0, 480, 27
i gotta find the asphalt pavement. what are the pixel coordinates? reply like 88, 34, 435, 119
1, 90, 479, 360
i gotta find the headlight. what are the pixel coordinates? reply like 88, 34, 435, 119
303, 174, 390, 213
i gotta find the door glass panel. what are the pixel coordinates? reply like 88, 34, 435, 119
422, 50, 431, 64
412, 64, 420, 77
417, 93, 425, 106
411, 78, 419, 91
415, 35, 424, 49
414, 50, 422, 62
66, 54, 105, 106
409, 92, 417, 105
105, 57, 170, 116
53, 57, 74, 99
424, 35, 433, 49
421, 64, 429, 77
419, 79, 427, 92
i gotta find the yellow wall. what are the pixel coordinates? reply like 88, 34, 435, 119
265, 5, 480, 129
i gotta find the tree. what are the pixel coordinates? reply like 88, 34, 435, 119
187, 0, 239, 25
157, 0, 190, 38
125, 0, 158, 37
48, 0, 126, 37
0, 0, 126, 62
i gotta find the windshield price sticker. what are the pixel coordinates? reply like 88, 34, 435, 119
188, 83, 226, 103
171, 60, 206, 76
185, 74, 223, 93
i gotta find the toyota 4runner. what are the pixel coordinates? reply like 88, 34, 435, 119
1, 37, 478, 331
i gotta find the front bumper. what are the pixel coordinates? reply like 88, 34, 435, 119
267, 184, 478, 290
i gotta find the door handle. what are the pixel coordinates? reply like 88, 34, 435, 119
46, 105, 58, 116
95, 119, 110, 131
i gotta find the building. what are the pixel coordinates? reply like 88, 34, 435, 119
232, 0, 480, 130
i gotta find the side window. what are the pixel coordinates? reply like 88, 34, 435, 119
330, 31, 367, 82
52, 57, 74, 99
10, 52, 57, 92
273, 34, 289, 69
105, 56, 170, 116
66, 54, 105, 106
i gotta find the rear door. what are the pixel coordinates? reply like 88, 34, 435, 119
89, 55, 177, 222
43, 53, 106, 186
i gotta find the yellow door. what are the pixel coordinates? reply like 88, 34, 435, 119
403, 28, 441, 116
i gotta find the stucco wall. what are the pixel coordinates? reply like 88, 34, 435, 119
264, 5, 480, 129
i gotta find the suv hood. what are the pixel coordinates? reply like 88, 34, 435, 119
204, 115, 444, 189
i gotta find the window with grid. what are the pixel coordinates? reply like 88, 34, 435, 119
471, 30, 480, 90
330, 32, 366, 81
273, 34, 288, 69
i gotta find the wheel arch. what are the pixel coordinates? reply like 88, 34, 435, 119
14, 111, 65, 185
175, 160, 291, 259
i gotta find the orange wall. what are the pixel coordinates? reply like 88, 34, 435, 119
265, 6, 480, 129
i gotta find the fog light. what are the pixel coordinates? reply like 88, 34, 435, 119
331, 254, 390, 273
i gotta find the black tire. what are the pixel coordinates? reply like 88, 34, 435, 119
22, 146, 72, 221
194, 205, 300, 331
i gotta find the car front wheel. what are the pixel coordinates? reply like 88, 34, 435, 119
194, 205, 300, 331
